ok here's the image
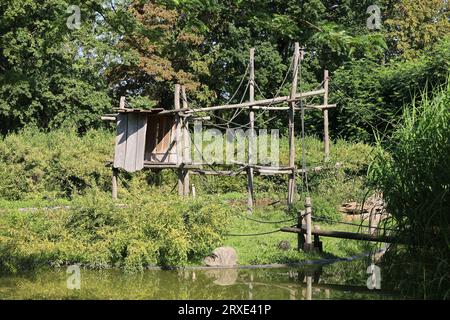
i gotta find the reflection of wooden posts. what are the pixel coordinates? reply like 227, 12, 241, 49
112, 168, 118, 200
287, 43, 300, 209
247, 48, 255, 213
249, 273, 254, 300
182, 86, 190, 196
306, 275, 312, 300
323, 70, 330, 162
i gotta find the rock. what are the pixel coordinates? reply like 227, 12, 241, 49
277, 240, 290, 251
203, 246, 238, 267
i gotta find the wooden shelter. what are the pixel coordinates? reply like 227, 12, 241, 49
102, 43, 340, 252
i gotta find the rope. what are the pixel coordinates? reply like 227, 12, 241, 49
224, 63, 250, 105
234, 212, 297, 224
225, 229, 281, 237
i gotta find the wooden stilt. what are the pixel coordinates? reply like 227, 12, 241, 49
304, 196, 313, 251
112, 168, 118, 200
297, 210, 305, 251
323, 70, 330, 162
287, 43, 300, 209
182, 86, 190, 196
174, 84, 184, 196
247, 48, 255, 213
191, 184, 196, 198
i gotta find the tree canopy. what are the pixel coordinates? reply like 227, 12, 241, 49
0, 0, 448, 137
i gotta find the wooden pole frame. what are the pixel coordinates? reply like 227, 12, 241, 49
323, 70, 330, 162
175, 84, 185, 196
181, 85, 190, 196
158, 89, 326, 115
287, 42, 300, 209
247, 48, 255, 213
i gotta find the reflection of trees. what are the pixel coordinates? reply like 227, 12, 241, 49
2, 262, 398, 299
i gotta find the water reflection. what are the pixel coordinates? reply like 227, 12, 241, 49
0, 259, 399, 300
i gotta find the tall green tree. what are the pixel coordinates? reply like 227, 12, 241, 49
0, 0, 115, 133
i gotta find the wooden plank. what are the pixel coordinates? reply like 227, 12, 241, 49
124, 113, 139, 172
113, 113, 128, 169
135, 113, 148, 171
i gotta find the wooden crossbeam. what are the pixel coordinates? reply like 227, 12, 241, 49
281, 226, 397, 243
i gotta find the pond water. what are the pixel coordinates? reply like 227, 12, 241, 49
0, 258, 402, 300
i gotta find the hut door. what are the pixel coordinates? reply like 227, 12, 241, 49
113, 113, 148, 172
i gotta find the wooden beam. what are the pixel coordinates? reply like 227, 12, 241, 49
288, 43, 300, 209
280, 226, 397, 243
323, 70, 330, 162
182, 85, 190, 196
158, 89, 325, 115
174, 84, 184, 196
101, 116, 116, 121
247, 48, 255, 214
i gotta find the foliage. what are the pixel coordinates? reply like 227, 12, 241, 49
331, 38, 450, 142
0, 127, 114, 200
385, 0, 450, 59
0, 0, 115, 133
0, 190, 230, 273
369, 82, 450, 299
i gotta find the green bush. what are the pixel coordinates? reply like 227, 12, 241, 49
0, 127, 114, 200
0, 190, 230, 273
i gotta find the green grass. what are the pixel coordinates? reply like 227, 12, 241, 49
218, 193, 377, 265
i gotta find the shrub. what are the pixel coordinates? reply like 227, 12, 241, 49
0, 190, 230, 273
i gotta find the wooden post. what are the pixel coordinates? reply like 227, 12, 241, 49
247, 48, 255, 213
119, 96, 126, 109
112, 168, 118, 200
175, 84, 184, 196
297, 210, 305, 251
287, 43, 300, 209
323, 70, 330, 162
191, 184, 196, 198
304, 196, 313, 251
182, 86, 190, 196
